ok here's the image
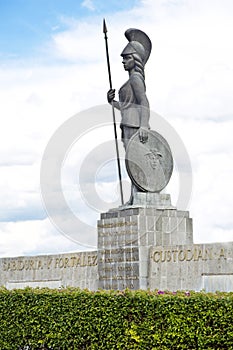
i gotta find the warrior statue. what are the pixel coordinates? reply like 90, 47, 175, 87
107, 28, 152, 204
106, 26, 173, 206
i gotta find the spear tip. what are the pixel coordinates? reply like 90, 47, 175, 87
103, 18, 107, 34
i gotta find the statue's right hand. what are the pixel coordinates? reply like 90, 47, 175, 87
107, 89, 115, 103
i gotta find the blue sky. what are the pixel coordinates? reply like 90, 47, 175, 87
0, 0, 138, 59
0, 0, 233, 257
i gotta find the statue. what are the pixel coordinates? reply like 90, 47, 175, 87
107, 29, 152, 204
104, 23, 173, 206
107, 28, 152, 149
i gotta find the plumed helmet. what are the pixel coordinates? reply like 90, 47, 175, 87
121, 28, 152, 65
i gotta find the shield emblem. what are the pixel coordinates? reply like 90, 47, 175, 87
125, 130, 173, 192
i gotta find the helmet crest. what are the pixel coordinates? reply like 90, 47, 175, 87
121, 28, 152, 65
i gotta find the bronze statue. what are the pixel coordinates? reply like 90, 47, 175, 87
107, 29, 152, 205
104, 24, 173, 206
107, 28, 152, 150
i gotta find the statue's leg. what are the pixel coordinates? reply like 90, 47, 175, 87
121, 125, 138, 150
121, 125, 142, 205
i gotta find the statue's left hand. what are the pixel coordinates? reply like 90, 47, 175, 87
139, 127, 148, 143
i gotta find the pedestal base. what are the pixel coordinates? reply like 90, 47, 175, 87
132, 192, 175, 208
98, 204, 193, 290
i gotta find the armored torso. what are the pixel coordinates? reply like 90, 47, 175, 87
118, 72, 145, 128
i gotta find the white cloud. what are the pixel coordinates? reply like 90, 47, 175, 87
0, 219, 81, 257
170, 117, 233, 243
81, 0, 95, 11
1, 0, 233, 257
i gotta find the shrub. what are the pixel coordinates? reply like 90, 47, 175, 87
0, 288, 233, 349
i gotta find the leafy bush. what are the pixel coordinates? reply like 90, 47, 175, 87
0, 288, 233, 349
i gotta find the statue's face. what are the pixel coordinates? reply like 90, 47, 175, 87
122, 54, 135, 71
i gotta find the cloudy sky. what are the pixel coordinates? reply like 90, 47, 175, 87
0, 0, 233, 257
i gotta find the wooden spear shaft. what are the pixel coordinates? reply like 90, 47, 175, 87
103, 19, 124, 205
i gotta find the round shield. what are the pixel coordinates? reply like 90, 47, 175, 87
125, 130, 173, 192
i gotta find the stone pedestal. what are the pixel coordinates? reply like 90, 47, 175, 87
97, 194, 193, 290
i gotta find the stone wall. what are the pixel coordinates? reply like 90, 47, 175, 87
0, 207, 233, 292
149, 243, 233, 292
0, 251, 98, 290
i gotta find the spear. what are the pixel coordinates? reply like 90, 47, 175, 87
103, 19, 124, 205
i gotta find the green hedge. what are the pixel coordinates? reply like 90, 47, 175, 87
0, 288, 233, 349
